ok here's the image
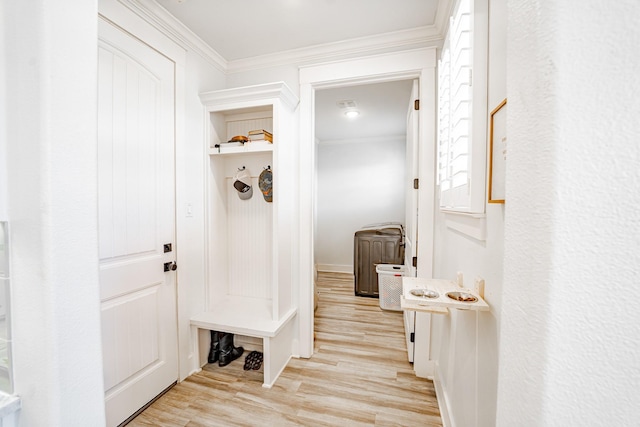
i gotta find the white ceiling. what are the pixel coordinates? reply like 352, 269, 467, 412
154, 0, 440, 62
315, 80, 414, 142
152, 0, 443, 141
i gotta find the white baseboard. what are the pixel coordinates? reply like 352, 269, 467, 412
434, 362, 454, 427
414, 359, 435, 380
316, 263, 352, 273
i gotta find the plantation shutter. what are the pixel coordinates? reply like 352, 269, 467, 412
438, 0, 472, 209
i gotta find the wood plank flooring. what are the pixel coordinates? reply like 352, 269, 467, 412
128, 272, 442, 427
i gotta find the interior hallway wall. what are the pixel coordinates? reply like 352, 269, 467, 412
497, 1, 640, 425
429, 0, 506, 425
0, 0, 228, 424
2, 1, 105, 425
176, 38, 226, 381
315, 138, 406, 272
0, 4, 6, 222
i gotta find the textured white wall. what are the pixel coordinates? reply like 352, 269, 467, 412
3, 1, 106, 425
1, 1, 228, 424
316, 138, 406, 270
0, 2, 6, 222
497, 1, 640, 425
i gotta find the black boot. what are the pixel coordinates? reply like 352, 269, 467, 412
208, 330, 220, 364
218, 333, 244, 367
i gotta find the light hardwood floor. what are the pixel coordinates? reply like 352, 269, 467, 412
128, 272, 442, 426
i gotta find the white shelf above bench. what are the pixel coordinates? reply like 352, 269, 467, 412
209, 144, 273, 156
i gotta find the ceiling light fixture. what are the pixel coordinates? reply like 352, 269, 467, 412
337, 99, 359, 119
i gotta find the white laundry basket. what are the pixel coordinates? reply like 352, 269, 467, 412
376, 264, 406, 311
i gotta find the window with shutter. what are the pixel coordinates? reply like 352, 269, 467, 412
438, 0, 488, 214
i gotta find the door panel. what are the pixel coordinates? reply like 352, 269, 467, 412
101, 286, 161, 391
98, 17, 177, 427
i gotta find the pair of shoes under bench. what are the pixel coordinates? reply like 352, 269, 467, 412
243, 351, 263, 370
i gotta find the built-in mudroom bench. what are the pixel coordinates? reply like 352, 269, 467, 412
190, 82, 299, 388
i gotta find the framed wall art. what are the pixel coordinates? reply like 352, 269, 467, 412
488, 98, 507, 203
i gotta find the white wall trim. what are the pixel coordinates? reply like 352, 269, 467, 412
442, 210, 487, 241
434, 0, 455, 40
118, 0, 227, 72
228, 26, 442, 74
199, 81, 299, 111
298, 47, 438, 358
315, 264, 353, 274
434, 362, 454, 427
114, 0, 453, 76
300, 48, 437, 86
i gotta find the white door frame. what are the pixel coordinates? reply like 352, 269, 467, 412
298, 48, 438, 357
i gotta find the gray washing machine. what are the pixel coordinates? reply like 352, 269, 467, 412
353, 223, 404, 297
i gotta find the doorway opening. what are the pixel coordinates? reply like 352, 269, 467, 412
313, 80, 414, 277
298, 47, 438, 358
312, 79, 417, 356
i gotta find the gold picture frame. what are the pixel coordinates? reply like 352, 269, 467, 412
488, 98, 507, 203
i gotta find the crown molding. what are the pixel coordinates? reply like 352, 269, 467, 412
434, 0, 455, 36
118, 0, 227, 73
116, 0, 452, 76
226, 25, 443, 74
199, 81, 299, 111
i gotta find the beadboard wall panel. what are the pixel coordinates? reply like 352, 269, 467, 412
226, 177, 273, 299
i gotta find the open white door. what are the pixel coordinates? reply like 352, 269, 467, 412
403, 79, 420, 363
98, 18, 178, 426
404, 79, 420, 276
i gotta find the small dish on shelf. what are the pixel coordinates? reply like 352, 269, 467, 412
445, 291, 478, 303
410, 288, 439, 299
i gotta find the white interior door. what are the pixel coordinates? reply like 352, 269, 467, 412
98, 18, 178, 427
405, 79, 420, 276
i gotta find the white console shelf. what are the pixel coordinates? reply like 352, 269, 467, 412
400, 277, 489, 379
191, 82, 299, 388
